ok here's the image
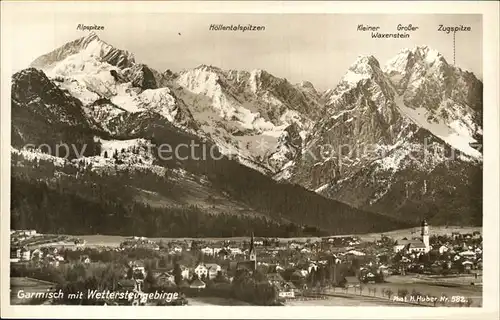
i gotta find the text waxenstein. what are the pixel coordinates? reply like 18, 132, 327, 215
371, 32, 410, 39
209, 24, 265, 32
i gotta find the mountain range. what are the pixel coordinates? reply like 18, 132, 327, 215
10, 32, 482, 237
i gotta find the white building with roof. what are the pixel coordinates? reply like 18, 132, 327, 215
393, 220, 431, 253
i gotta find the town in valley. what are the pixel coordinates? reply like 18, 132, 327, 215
10, 222, 482, 307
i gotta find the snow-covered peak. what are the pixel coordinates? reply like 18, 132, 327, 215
323, 54, 390, 107
383, 45, 447, 75
411, 46, 447, 67
297, 81, 317, 93
82, 31, 100, 43
352, 55, 380, 68
381, 45, 483, 161
194, 64, 222, 73
177, 66, 222, 96
340, 55, 383, 85
31, 33, 135, 70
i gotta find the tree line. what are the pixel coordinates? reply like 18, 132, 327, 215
11, 172, 323, 238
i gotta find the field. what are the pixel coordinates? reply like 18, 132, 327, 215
335, 224, 481, 242
187, 297, 252, 306
78, 225, 480, 245
287, 295, 419, 307
10, 277, 57, 305
19, 225, 481, 249
386, 274, 482, 286
189, 294, 412, 306
362, 275, 482, 307
356, 226, 482, 242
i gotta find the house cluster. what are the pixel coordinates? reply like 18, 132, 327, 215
199, 246, 244, 258
10, 246, 67, 267
122, 261, 221, 292
136, 226, 482, 294
321, 236, 361, 247
192, 263, 222, 280
120, 237, 160, 251
71, 237, 87, 246
10, 229, 38, 244
266, 272, 297, 298
390, 222, 482, 275
11, 224, 483, 306
120, 238, 254, 258
191, 237, 332, 259
187, 236, 370, 293
393, 220, 431, 253
10, 229, 71, 249
358, 263, 389, 283
427, 235, 482, 274
11, 229, 37, 238
129, 235, 302, 298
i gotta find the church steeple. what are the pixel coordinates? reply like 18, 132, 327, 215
249, 232, 256, 270
421, 219, 430, 252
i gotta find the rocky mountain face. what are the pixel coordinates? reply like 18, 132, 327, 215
267, 122, 303, 171
11, 33, 482, 232
28, 33, 323, 174
29, 33, 197, 136
286, 47, 483, 226
12, 68, 92, 129
11, 68, 102, 158
11, 33, 410, 236
123, 63, 158, 90
164, 65, 322, 173
31, 32, 135, 69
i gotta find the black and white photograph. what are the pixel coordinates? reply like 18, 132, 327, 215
1, 1, 499, 319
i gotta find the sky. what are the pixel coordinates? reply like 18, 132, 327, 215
5, 12, 482, 91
